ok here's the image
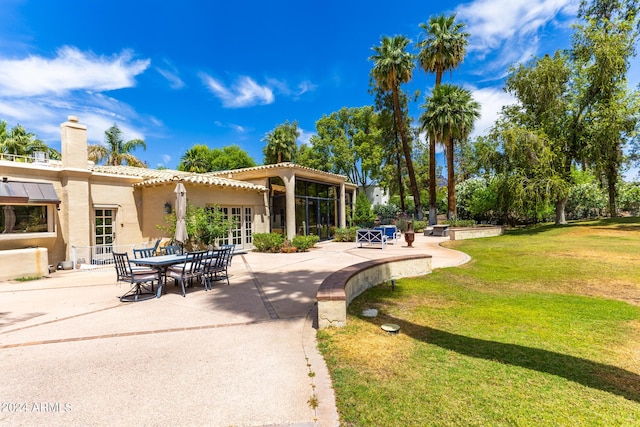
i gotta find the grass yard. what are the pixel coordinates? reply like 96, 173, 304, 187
318, 218, 640, 426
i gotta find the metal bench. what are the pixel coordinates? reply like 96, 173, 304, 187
356, 229, 387, 249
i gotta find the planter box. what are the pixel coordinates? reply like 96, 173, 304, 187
449, 226, 504, 241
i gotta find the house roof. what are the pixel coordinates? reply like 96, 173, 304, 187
91, 165, 267, 192
207, 162, 348, 180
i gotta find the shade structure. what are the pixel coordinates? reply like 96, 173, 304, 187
174, 182, 188, 243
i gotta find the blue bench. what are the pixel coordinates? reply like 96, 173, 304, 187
374, 225, 401, 244
356, 229, 387, 249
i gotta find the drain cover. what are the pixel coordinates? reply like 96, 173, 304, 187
381, 323, 400, 334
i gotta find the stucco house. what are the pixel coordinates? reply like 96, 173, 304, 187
0, 116, 357, 280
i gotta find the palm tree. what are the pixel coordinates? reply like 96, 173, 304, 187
420, 84, 480, 220
0, 123, 60, 160
417, 13, 470, 224
178, 144, 213, 172
88, 124, 147, 167
262, 120, 299, 164
369, 35, 422, 218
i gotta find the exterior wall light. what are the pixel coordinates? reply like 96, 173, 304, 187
163, 202, 172, 214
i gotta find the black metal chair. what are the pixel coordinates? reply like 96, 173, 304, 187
113, 252, 159, 302
133, 247, 156, 259
219, 244, 235, 267
203, 247, 231, 288
166, 250, 206, 297
160, 245, 181, 255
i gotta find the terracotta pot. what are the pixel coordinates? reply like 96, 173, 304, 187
404, 221, 415, 247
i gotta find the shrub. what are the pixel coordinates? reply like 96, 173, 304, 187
253, 232, 285, 252
372, 202, 399, 219
353, 193, 376, 228
443, 219, 476, 227
333, 227, 358, 242
396, 216, 408, 233
292, 235, 320, 252
412, 220, 426, 232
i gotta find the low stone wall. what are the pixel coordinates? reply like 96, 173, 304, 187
0, 247, 49, 281
316, 254, 432, 328
449, 226, 504, 241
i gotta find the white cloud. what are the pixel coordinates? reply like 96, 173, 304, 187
200, 73, 274, 108
0, 46, 150, 97
298, 128, 315, 146
156, 59, 184, 89
456, 0, 579, 70
469, 86, 517, 138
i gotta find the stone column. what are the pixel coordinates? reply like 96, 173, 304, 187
60, 116, 91, 261
281, 170, 296, 240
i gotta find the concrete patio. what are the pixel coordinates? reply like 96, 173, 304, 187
0, 234, 469, 426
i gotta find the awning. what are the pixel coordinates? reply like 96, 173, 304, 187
0, 181, 61, 205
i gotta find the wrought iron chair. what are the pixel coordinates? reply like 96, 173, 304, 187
203, 246, 231, 288
160, 245, 182, 255
166, 250, 206, 297
133, 247, 156, 258
113, 252, 159, 302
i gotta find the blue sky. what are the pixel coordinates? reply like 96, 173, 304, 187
1, 0, 636, 171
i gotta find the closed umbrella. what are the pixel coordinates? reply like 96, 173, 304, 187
174, 183, 188, 244
3, 206, 15, 233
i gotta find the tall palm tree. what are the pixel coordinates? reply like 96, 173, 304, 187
178, 144, 213, 172
262, 120, 299, 164
417, 13, 470, 224
369, 35, 421, 218
420, 84, 480, 220
88, 124, 147, 167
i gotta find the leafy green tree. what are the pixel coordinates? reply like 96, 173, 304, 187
417, 13, 470, 224
178, 144, 255, 172
572, 0, 640, 215
299, 106, 382, 191
503, 52, 574, 223
369, 35, 422, 218
262, 120, 299, 164
420, 84, 480, 219
88, 124, 147, 167
210, 145, 255, 171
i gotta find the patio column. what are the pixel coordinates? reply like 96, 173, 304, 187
339, 182, 346, 228
282, 170, 296, 240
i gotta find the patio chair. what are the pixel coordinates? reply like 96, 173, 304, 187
203, 246, 231, 288
133, 247, 156, 259
160, 245, 182, 255
219, 244, 235, 267
113, 252, 159, 302
166, 250, 206, 297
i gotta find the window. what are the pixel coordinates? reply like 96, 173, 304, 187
1, 205, 50, 233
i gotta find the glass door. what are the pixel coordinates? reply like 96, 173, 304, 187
94, 209, 115, 264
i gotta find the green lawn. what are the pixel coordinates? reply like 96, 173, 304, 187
318, 218, 640, 426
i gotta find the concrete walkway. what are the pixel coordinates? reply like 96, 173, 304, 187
0, 234, 469, 427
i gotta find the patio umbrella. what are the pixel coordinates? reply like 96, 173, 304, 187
3, 206, 15, 233
174, 182, 188, 244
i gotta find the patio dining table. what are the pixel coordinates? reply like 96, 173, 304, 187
130, 253, 187, 297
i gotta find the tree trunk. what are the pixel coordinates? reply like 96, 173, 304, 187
395, 143, 406, 213
555, 197, 567, 225
392, 88, 422, 219
429, 135, 437, 225
446, 137, 456, 220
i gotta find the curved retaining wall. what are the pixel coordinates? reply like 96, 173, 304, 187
449, 226, 504, 240
316, 254, 432, 328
